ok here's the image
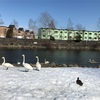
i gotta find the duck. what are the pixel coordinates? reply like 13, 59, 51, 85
76, 77, 83, 86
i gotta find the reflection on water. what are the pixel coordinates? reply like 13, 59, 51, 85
0, 49, 100, 67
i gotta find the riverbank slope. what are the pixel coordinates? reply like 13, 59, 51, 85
0, 38, 100, 50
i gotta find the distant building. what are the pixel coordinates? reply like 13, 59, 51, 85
6, 25, 18, 38
0, 26, 8, 38
25, 30, 34, 39
0, 25, 35, 39
38, 28, 100, 41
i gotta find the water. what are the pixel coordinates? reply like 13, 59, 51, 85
0, 49, 100, 67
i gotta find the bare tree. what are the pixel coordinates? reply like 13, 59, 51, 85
96, 17, 100, 31
49, 19, 56, 29
11, 19, 18, 29
67, 18, 74, 30
75, 24, 85, 30
0, 14, 4, 25
28, 18, 38, 34
39, 11, 56, 28
28, 18, 36, 31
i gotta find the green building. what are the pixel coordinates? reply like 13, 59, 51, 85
38, 28, 100, 41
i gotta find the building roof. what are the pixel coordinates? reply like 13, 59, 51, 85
8, 25, 16, 28
39, 28, 100, 32
18, 28, 24, 31
25, 30, 29, 32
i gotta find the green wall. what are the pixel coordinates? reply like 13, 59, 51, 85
38, 28, 100, 41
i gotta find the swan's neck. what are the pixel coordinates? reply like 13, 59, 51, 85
2, 58, 5, 65
37, 57, 39, 62
2, 57, 5, 64
23, 55, 25, 64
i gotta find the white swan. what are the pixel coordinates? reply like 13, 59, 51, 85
17, 62, 21, 65
44, 59, 49, 64
22, 54, 33, 71
2, 57, 14, 70
36, 56, 41, 71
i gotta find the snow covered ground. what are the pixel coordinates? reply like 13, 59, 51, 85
0, 66, 100, 100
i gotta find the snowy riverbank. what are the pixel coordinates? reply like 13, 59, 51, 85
0, 66, 100, 100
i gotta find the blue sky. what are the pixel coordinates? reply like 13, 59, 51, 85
0, 0, 100, 30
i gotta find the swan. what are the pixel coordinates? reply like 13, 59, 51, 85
2, 56, 14, 70
44, 59, 49, 64
22, 54, 33, 71
36, 56, 41, 71
17, 62, 21, 65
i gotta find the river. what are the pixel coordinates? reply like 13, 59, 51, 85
0, 49, 100, 67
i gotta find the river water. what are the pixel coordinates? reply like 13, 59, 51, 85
0, 49, 100, 67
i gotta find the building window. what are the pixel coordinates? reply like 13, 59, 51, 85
94, 37, 97, 39
89, 37, 92, 39
65, 36, 67, 38
85, 33, 87, 34
54, 31, 58, 33
42, 30, 46, 32
76, 32, 79, 34
89, 33, 92, 35
60, 31, 63, 33
94, 33, 97, 35
69, 36, 72, 39
43, 35, 46, 37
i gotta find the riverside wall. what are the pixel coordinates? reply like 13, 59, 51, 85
0, 38, 100, 50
